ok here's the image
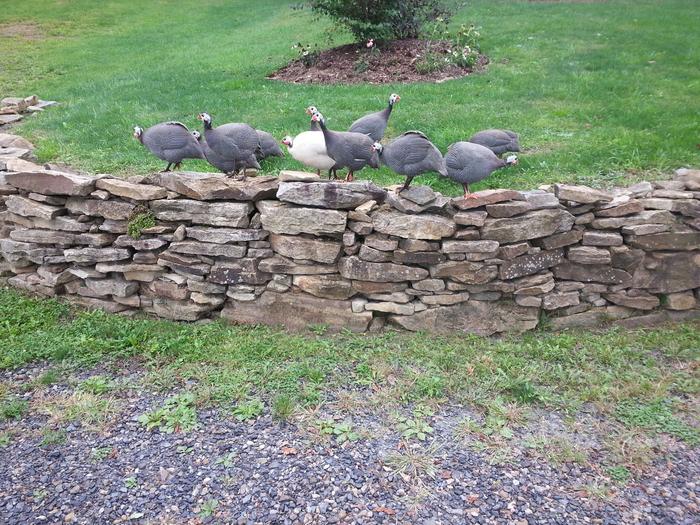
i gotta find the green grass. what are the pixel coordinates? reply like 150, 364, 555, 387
2, 0, 699, 193
1, 288, 698, 428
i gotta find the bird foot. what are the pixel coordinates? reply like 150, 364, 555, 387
463, 193, 478, 200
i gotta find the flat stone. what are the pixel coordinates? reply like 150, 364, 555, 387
152, 298, 214, 321
148, 279, 190, 300
516, 295, 542, 307
147, 171, 278, 201
675, 168, 700, 191
5, 169, 96, 196
0, 133, 34, 149
575, 212, 594, 225
278, 170, 322, 182
372, 210, 456, 240
521, 190, 561, 210
401, 185, 439, 205
221, 291, 372, 332
481, 209, 575, 243
113, 236, 167, 251
0, 114, 23, 125
542, 291, 580, 310
631, 251, 700, 293
190, 293, 225, 307
364, 235, 398, 251
568, 246, 611, 265
392, 249, 445, 266
581, 231, 623, 246
69, 296, 129, 314
665, 291, 696, 311
452, 189, 524, 210
485, 201, 532, 218
257, 256, 336, 275
257, 200, 346, 235
652, 189, 694, 199
6, 195, 65, 220
66, 198, 136, 220
351, 281, 407, 294
157, 252, 210, 277
539, 229, 583, 250
365, 301, 414, 315
498, 242, 530, 259
347, 210, 372, 222
359, 244, 393, 262
64, 247, 130, 264
170, 241, 247, 258
609, 246, 645, 273
421, 292, 470, 306
355, 200, 378, 213
453, 229, 480, 241
553, 262, 632, 285
10, 228, 76, 246
442, 240, 499, 254
626, 232, 700, 251
366, 291, 411, 303
99, 220, 128, 233
276, 181, 386, 209
399, 238, 439, 252
604, 290, 660, 310
348, 220, 373, 235
513, 273, 555, 295
453, 211, 488, 227
85, 276, 139, 298
151, 199, 253, 227
390, 300, 539, 336
339, 256, 428, 282
268, 233, 340, 264
621, 224, 670, 236
591, 210, 676, 229
209, 259, 270, 285
499, 249, 564, 280
292, 274, 354, 300
430, 261, 498, 284
385, 191, 449, 214
412, 278, 445, 292
554, 184, 612, 204
595, 199, 643, 217
185, 226, 267, 244
95, 178, 167, 200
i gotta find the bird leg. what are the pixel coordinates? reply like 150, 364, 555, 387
400, 177, 413, 192
173, 162, 182, 171
161, 163, 173, 173
462, 184, 478, 199
316, 169, 321, 177
345, 171, 354, 183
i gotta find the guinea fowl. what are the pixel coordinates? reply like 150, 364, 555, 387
306, 106, 321, 131
371, 131, 447, 191
349, 93, 400, 141
133, 122, 203, 172
256, 130, 284, 159
313, 112, 379, 182
468, 129, 520, 156
444, 141, 518, 198
196, 112, 260, 177
281, 132, 335, 177
192, 130, 237, 175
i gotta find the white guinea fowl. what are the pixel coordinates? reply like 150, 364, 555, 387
281, 131, 335, 176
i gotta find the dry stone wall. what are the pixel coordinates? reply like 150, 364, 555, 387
1, 135, 699, 335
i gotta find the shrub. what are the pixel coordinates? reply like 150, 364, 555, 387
310, 0, 456, 43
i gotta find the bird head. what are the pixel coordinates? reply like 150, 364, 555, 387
305, 105, 318, 116
311, 112, 324, 124
191, 130, 201, 141
389, 93, 401, 105
371, 142, 383, 154
197, 112, 212, 125
281, 135, 293, 147
132, 126, 143, 140
505, 155, 518, 166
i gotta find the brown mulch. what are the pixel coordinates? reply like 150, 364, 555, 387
268, 39, 488, 85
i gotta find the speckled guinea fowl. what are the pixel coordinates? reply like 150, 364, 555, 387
444, 141, 518, 198
196, 112, 260, 176
256, 130, 284, 159
348, 93, 400, 142
372, 131, 447, 191
133, 122, 203, 172
192, 131, 237, 174
313, 112, 379, 182
468, 129, 520, 156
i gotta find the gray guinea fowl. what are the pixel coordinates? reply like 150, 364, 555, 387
192, 131, 236, 174
444, 141, 518, 198
197, 112, 261, 176
313, 112, 379, 182
348, 93, 400, 142
372, 131, 446, 191
133, 122, 203, 171
468, 129, 520, 156
256, 130, 284, 159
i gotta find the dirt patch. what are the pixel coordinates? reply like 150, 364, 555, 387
268, 39, 488, 85
0, 23, 44, 40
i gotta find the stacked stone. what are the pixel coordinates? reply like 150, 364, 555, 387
0, 133, 698, 335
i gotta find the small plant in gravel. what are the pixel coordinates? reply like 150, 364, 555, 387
138, 392, 198, 433
91, 446, 113, 462
396, 415, 434, 441
32, 489, 48, 502
79, 375, 114, 395
272, 394, 295, 422
615, 399, 700, 445
176, 445, 194, 455
384, 443, 440, 481
607, 465, 631, 484
317, 418, 360, 443
127, 211, 155, 239
198, 499, 219, 519
232, 398, 264, 421
123, 476, 138, 489
40, 428, 67, 446
0, 432, 11, 447
37, 369, 61, 386
216, 452, 236, 468
0, 397, 28, 421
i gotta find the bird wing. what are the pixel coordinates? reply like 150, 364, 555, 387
349, 112, 385, 140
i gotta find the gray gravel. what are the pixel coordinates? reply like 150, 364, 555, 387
1, 364, 698, 525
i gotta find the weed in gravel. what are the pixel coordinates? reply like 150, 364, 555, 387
396, 415, 434, 442
524, 433, 588, 465
317, 418, 360, 443
615, 399, 700, 445
0, 431, 11, 447
32, 489, 47, 503
384, 443, 439, 482
176, 445, 194, 455
79, 375, 114, 395
91, 447, 113, 462
606, 465, 631, 484
40, 391, 120, 430
138, 392, 198, 433
37, 369, 61, 386
124, 476, 138, 489
40, 428, 66, 446
603, 428, 658, 471
272, 394, 295, 422
216, 452, 236, 468
198, 499, 219, 519
0, 397, 28, 421
232, 398, 264, 421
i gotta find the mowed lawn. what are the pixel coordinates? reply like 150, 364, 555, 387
1, 0, 699, 194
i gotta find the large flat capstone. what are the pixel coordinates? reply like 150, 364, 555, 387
277, 181, 387, 209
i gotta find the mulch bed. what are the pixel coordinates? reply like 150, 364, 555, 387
268, 39, 489, 85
